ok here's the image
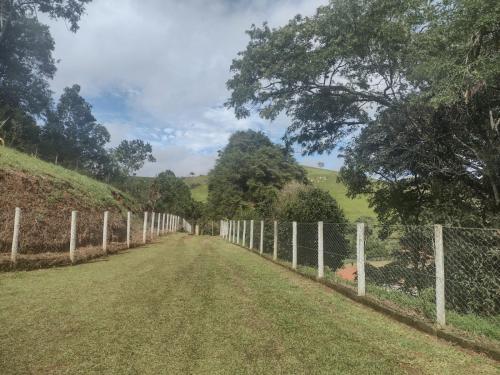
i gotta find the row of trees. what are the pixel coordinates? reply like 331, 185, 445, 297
0, 0, 155, 181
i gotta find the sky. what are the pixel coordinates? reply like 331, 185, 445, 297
46, 0, 342, 177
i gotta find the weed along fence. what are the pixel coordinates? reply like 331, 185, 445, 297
219, 219, 500, 349
0, 208, 191, 269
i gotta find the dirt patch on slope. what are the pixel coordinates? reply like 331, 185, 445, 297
0, 169, 138, 254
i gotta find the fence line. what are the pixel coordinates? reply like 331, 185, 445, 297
2, 207, 191, 265
219, 219, 500, 343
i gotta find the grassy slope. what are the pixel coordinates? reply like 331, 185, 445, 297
183, 167, 375, 221
182, 174, 209, 202
0, 147, 137, 212
304, 166, 375, 221
0, 234, 497, 374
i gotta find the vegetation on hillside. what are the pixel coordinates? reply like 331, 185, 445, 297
0, 147, 139, 252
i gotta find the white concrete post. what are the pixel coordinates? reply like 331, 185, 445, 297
220, 220, 223, 237
250, 220, 254, 249
228, 221, 231, 241
260, 220, 264, 254
318, 221, 324, 278
157, 213, 161, 236
143, 212, 148, 244
151, 212, 155, 238
127, 211, 131, 248
237, 220, 240, 244
273, 220, 278, 260
195, 225, 199, 235
69, 210, 78, 263
435, 224, 446, 326
162, 213, 166, 234
11, 207, 21, 263
231, 220, 236, 243
293, 221, 297, 269
356, 223, 366, 296
243, 220, 247, 247
102, 211, 109, 253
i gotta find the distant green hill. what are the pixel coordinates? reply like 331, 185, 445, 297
182, 175, 209, 203
182, 166, 376, 222
303, 166, 375, 221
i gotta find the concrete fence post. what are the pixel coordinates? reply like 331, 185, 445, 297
11, 207, 21, 263
151, 212, 155, 238
127, 211, 131, 248
435, 224, 446, 326
250, 220, 254, 249
69, 210, 78, 263
231, 220, 234, 242
237, 220, 240, 244
195, 225, 199, 236
292, 221, 297, 269
318, 221, 324, 278
356, 223, 366, 296
102, 211, 109, 253
162, 213, 166, 234
260, 220, 264, 254
143, 212, 148, 244
273, 220, 278, 260
228, 221, 232, 241
243, 220, 247, 247
157, 213, 161, 236
220, 220, 223, 237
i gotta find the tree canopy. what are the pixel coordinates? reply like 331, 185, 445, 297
226, 0, 500, 227
207, 130, 306, 218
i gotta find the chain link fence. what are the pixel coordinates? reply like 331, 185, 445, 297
220, 219, 500, 344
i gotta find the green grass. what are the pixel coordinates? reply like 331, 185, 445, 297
304, 166, 375, 221
0, 234, 497, 374
0, 147, 137, 212
182, 174, 209, 202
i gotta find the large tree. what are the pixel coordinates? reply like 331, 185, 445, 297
41, 84, 110, 176
0, 0, 92, 117
112, 139, 156, 176
207, 130, 306, 218
226, 0, 500, 226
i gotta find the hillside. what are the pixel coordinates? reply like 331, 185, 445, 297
303, 166, 375, 221
182, 175, 209, 202
183, 166, 376, 221
0, 147, 140, 253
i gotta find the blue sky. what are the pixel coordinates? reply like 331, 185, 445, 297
47, 0, 343, 176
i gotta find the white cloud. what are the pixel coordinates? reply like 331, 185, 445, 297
47, 0, 331, 175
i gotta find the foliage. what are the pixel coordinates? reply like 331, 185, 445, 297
40, 84, 111, 177
274, 182, 347, 223
112, 139, 156, 176
207, 130, 306, 218
149, 170, 195, 217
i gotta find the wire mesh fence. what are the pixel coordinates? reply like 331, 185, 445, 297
220, 219, 500, 344
0, 209, 186, 269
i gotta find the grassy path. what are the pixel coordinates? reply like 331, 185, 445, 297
0, 234, 498, 374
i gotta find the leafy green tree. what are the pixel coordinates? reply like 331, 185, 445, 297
0, 104, 40, 153
112, 139, 156, 176
150, 170, 194, 217
207, 130, 306, 218
40, 84, 110, 176
0, 0, 93, 117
